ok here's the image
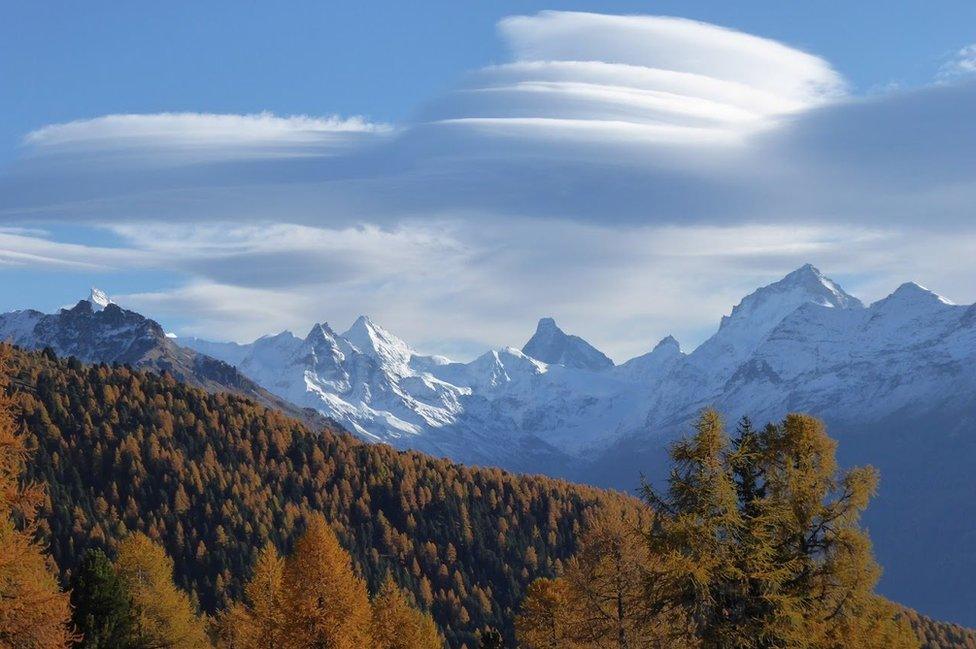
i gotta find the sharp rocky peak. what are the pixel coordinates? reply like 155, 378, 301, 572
522, 317, 613, 371
340, 315, 414, 370
88, 287, 113, 311
720, 265, 860, 328
691, 265, 862, 371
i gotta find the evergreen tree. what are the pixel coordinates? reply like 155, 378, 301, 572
69, 548, 138, 649
0, 346, 75, 648
114, 533, 210, 649
371, 574, 444, 649
280, 514, 372, 649
642, 409, 918, 649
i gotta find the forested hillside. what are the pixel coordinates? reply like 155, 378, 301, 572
5, 345, 632, 647
4, 344, 975, 648
904, 610, 976, 649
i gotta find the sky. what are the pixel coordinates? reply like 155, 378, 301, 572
1, 1, 975, 361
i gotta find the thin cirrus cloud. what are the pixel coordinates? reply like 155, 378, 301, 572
0, 11, 974, 359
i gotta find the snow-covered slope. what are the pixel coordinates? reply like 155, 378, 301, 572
177, 264, 976, 468
7, 267, 976, 623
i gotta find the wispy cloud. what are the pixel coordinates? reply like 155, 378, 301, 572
24, 111, 389, 151
0, 12, 974, 359
938, 43, 976, 79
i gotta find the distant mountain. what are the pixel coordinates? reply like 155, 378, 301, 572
182, 264, 936, 466
522, 317, 614, 370
0, 288, 314, 422
6, 344, 972, 649
7, 267, 976, 626
174, 265, 976, 627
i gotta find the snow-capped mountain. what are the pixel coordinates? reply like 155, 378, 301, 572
0, 289, 315, 422
175, 264, 976, 626
177, 264, 976, 467
6, 268, 976, 624
522, 317, 614, 370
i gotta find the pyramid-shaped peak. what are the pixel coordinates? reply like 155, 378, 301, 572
773, 264, 860, 307
88, 287, 113, 311
341, 315, 414, 370
343, 315, 408, 346
536, 317, 560, 332
306, 321, 340, 343
652, 334, 680, 353
723, 264, 862, 331
522, 317, 612, 370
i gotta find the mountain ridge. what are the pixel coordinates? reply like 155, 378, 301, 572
5, 267, 976, 625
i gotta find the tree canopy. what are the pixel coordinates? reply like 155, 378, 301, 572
641, 410, 918, 649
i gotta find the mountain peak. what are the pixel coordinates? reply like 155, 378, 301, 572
773, 264, 861, 308
522, 317, 613, 370
341, 315, 414, 371
653, 335, 680, 353
88, 287, 113, 311
691, 265, 862, 372
875, 282, 954, 309
306, 322, 340, 345
721, 265, 862, 330
535, 317, 559, 332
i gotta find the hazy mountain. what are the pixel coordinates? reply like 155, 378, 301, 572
522, 317, 614, 370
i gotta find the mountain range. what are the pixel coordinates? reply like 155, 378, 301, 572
0, 288, 321, 425
2, 264, 975, 626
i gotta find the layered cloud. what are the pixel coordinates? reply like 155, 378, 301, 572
437, 11, 845, 142
0, 11, 974, 358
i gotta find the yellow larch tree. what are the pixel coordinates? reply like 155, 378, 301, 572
371, 574, 444, 649
280, 514, 372, 649
0, 345, 75, 649
515, 577, 581, 649
216, 543, 285, 649
114, 533, 210, 649
564, 507, 689, 648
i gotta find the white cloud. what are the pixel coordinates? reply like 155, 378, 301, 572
938, 43, 976, 79
498, 12, 844, 103
422, 12, 843, 148
0, 227, 144, 270
0, 12, 974, 359
25, 112, 388, 149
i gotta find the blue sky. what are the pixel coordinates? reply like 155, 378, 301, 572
4, 0, 972, 156
1, 2, 975, 360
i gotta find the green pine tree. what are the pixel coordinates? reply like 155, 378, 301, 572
69, 548, 138, 649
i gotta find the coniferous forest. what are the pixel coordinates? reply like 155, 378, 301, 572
1, 343, 974, 648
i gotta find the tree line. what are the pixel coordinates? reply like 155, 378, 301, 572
515, 411, 925, 648
1, 344, 630, 647
1, 344, 974, 648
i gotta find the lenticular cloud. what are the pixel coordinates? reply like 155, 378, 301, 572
424, 11, 845, 144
